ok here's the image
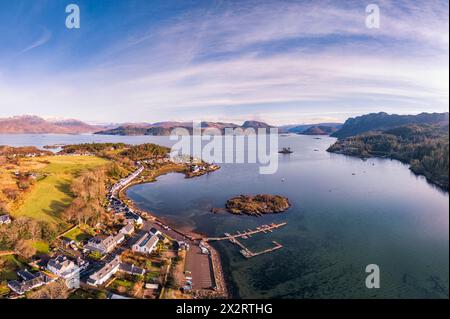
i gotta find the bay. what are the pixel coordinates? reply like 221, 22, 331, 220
1, 133, 448, 298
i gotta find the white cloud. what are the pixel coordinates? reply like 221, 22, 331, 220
0, 0, 448, 124
20, 26, 51, 54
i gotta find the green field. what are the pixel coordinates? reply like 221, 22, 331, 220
12, 156, 108, 227
33, 241, 50, 255
63, 226, 93, 243
0, 255, 27, 281
0, 284, 9, 297
110, 278, 135, 295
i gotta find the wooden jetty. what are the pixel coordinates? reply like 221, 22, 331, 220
204, 222, 287, 242
204, 222, 287, 259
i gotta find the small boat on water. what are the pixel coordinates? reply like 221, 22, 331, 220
278, 147, 293, 154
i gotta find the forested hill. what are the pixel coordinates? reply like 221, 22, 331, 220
327, 124, 449, 190
331, 112, 449, 139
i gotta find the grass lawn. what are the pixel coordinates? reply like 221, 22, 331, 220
10, 155, 108, 227
0, 255, 27, 281
33, 241, 50, 255
110, 278, 135, 295
114, 279, 134, 289
0, 283, 9, 297
64, 227, 93, 243
145, 271, 160, 282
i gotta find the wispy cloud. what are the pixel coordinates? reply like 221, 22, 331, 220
0, 0, 448, 124
20, 26, 51, 54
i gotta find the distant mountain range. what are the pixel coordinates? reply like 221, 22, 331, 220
0, 116, 343, 136
2, 112, 448, 137
331, 112, 449, 139
0, 116, 281, 135
95, 120, 274, 136
281, 123, 342, 135
0, 115, 102, 134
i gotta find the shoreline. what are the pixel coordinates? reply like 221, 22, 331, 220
327, 149, 449, 192
117, 165, 230, 299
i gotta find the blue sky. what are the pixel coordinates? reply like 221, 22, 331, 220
0, 0, 448, 125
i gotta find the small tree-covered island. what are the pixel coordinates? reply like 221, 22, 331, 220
221, 194, 291, 216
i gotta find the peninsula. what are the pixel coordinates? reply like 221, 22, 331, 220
327, 112, 449, 190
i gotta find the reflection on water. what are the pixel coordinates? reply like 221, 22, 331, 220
127, 135, 449, 299
2, 133, 448, 298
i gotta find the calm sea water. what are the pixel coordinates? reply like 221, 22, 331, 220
2, 134, 448, 298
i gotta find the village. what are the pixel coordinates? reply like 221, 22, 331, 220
0, 147, 228, 300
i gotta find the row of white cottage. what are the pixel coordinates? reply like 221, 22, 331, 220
132, 228, 161, 254
85, 228, 162, 287
9, 253, 146, 294
8, 229, 162, 294
46, 251, 147, 290
84, 223, 135, 255
110, 165, 144, 194
8, 255, 88, 294
86, 254, 148, 287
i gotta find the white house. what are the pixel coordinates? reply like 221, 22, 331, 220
119, 263, 145, 276
127, 212, 143, 225
87, 256, 121, 286
114, 233, 125, 245
119, 223, 134, 236
46, 255, 80, 288
8, 270, 55, 295
132, 233, 159, 255
0, 214, 11, 225
84, 235, 117, 254
149, 227, 161, 237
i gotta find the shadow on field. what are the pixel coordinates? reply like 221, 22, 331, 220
56, 181, 73, 197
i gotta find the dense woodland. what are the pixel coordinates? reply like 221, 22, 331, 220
118, 143, 169, 161
59, 143, 128, 155
60, 142, 169, 174
61, 168, 109, 227
0, 209, 58, 257
60, 142, 168, 160
328, 124, 449, 190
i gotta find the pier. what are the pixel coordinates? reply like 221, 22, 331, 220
204, 222, 287, 258
231, 238, 283, 258
204, 222, 287, 242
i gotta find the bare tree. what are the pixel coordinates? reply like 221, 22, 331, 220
0, 200, 8, 214
14, 239, 36, 259
62, 169, 108, 227
28, 279, 69, 299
